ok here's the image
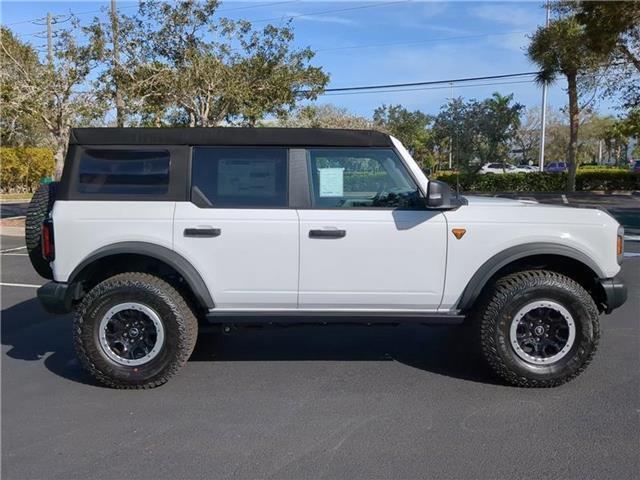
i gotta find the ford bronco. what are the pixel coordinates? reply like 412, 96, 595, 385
28, 128, 627, 388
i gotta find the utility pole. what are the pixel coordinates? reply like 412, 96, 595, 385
111, 0, 125, 127
47, 12, 53, 67
538, 1, 550, 172
448, 82, 453, 169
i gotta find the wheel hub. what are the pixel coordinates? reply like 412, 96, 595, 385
509, 300, 576, 365
98, 302, 165, 366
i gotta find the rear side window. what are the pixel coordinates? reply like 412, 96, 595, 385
191, 148, 288, 208
78, 149, 170, 194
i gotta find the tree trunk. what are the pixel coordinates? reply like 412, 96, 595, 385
566, 73, 579, 192
54, 141, 66, 180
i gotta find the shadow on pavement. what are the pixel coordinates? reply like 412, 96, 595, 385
2, 297, 500, 387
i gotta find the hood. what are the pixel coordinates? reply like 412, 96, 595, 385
463, 195, 543, 207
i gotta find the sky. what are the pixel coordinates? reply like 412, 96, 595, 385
0, 0, 618, 119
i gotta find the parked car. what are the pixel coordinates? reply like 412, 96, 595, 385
630, 160, 640, 173
517, 164, 539, 172
28, 127, 626, 389
545, 162, 568, 173
478, 162, 533, 174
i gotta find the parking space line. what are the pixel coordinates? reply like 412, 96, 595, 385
623, 252, 640, 258
624, 235, 640, 242
0, 282, 41, 288
0, 246, 27, 253
561, 194, 569, 204
1, 253, 28, 256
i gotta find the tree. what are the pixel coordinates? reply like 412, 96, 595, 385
561, 1, 640, 110
1, 23, 104, 178
528, 16, 608, 191
88, 0, 328, 127
0, 28, 47, 146
513, 108, 541, 166
373, 104, 433, 167
275, 104, 373, 129
474, 93, 523, 165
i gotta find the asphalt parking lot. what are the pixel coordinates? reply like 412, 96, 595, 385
1, 232, 638, 480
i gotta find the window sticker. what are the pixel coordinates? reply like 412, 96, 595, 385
318, 167, 344, 197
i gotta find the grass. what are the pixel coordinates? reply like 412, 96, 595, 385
0, 192, 33, 201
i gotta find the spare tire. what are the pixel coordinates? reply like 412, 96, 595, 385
26, 182, 57, 279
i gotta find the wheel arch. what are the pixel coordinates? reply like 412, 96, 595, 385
456, 243, 606, 312
69, 242, 214, 310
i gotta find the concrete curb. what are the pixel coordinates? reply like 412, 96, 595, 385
0, 227, 25, 237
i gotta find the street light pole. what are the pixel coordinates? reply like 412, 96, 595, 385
448, 82, 453, 169
538, 1, 550, 172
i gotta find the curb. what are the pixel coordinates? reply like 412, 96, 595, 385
0, 227, 25, 237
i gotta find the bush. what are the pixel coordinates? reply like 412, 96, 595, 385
433, 170, 639, 192
0, 147, 55, 193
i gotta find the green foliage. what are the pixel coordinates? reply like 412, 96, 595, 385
0, 147, 55, 192
275, 104, 373, 129
432, 93, 523, 173
373, 105, 433, 167
88, 0, 328, 127
563, 0, 640, 110
434, 171, 639, 193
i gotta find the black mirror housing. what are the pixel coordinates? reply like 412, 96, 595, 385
426, 180, 453, 209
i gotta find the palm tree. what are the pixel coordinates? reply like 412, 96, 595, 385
528, 16, 606, 191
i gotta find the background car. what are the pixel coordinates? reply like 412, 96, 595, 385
479, 162, 534, 174
544, 162, 568, 173
630, 160, 640, 173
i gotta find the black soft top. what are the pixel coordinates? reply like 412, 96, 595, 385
69, 127, 393, 148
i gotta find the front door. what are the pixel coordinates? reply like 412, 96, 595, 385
297, 148, 447, 310
173, 147, 298, 309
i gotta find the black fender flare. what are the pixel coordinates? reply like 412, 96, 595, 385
69, 242, 214, 309
455, 242, 605, 311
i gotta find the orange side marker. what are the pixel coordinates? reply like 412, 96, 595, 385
452, 228, 466, 239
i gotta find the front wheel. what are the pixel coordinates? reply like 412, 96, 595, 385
74, 273, 198, 389
475, 270, 600, 387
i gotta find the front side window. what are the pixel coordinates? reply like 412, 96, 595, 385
78, 149, 170, 194
191, 148, 288, 208
307, 148, 421, 208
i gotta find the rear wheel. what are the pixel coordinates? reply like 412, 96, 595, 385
25, 182, 57, 279
74, 272, 198, 389
475, 270, 600, 387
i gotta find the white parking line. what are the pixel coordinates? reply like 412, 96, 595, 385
1, 253, 28, 256
624, 235, 640, 242
0, 282, 41, 288
0, 246, 26, 253
561, 194, 569, 204
623, 252, 640, 258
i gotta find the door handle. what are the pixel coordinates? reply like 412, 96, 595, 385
309, 229, 346, 239
184, 227, 221, 238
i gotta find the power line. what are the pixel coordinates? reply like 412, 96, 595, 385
321, 72, 539, 93
249, 0, 411, 24
313, 30, 528, 53
3, 0, 299, 30
320, 79, 537, 96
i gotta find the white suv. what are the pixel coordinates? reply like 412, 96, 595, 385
28, 128, 627, 389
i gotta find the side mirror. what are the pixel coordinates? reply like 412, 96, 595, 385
426, 180, 453, 209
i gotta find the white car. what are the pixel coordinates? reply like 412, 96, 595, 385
28, 128, 626, 389
479, 162, 534, 174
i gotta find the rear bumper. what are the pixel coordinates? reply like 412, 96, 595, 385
37, 281, 80, 314
600, 277, 627, 314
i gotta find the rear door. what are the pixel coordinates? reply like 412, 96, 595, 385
297, 148, 447, 311
173, 147, 299, 310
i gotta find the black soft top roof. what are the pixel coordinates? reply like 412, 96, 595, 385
69, 127, 393, 148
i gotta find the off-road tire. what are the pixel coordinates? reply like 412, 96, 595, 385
475, 270, 600, 388
74, 272, 198, 389
25, 182, 57, 279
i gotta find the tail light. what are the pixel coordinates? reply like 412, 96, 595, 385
616, 226, 624, 264
42, 218, 55, 261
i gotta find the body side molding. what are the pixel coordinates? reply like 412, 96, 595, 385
456, 242, 605, 311
69, 242, 215, 309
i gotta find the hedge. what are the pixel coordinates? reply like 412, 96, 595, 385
433, 170, 639, 192
0, 147, 55, 193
